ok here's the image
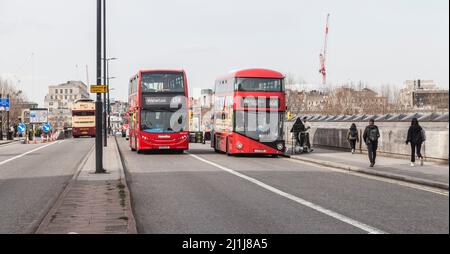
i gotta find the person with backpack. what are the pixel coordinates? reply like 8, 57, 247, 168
363, 119, 380, 167
406, 118, 425, 167
347, 123, 359, 154
290, 117, 306, 148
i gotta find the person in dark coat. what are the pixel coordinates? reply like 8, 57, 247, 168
290, 117, 305, 147
363, 119, 380, 168
406, 118, 424, 166
347, 123, 359, 154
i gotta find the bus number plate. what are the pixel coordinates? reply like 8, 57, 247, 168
159, 146, 170, 149
254, 149, 266, 153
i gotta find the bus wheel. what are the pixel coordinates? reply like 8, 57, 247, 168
211, 137, 220, 153
226, 138, 231, 156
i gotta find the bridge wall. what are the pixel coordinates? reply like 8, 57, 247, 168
284, 121, 449, 162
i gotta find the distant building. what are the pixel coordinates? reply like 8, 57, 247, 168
110, 100, 128, 116
324, 87, 389, 115
44, 81, 90, 130
109, 100, 128, 132
18, 101, 38, 110
200, 89, 213, 109
398, 80, 449, 112
287, 86, 389, 115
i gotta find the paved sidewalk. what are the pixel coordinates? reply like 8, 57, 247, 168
0, 139, 18, 145
37, 137, 136, 234
291, 147, 449, 190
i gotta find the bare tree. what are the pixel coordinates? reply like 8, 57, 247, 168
0, 78, 28, 130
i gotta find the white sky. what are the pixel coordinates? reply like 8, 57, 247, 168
1, 0, 449, 105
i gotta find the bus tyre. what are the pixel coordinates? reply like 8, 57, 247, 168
213, 135, 219, 153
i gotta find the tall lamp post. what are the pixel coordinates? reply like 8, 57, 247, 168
102, 0, 108, 147
103, 57, 117, 134
95, 0, 105, 173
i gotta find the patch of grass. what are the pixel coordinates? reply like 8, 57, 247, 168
118, 216, 129, 221
117, 183, 125, 189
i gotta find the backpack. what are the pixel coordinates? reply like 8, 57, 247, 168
368, 127, 379, 142
421, 129, 426, 142
350, 129, 358, 138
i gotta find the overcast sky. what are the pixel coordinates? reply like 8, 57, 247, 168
1, 0, 448, 105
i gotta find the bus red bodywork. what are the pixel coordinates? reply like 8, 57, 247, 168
128, 70, 189, 153
211, 69, 286, 156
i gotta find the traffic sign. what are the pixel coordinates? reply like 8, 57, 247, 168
18, 123, 27, 134
90, 85, 108, 93
42, 123, 52, 133
0, 98, 10, 112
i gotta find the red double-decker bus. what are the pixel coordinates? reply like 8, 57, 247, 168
128, 70, 189, 153
211, 69, 286, 156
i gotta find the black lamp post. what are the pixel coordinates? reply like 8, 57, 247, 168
95, 0, 105, 173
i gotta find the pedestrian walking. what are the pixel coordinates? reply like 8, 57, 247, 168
406, 118, 425, 167
347, 123, 359, 154
363, 119, 380, 168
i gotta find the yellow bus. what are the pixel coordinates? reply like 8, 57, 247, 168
72, 99, 96, 138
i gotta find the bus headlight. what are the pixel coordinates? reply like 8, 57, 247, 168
277, 143, 284, 151
236, 142, 243, 150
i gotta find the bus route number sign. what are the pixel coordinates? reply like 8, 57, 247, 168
90, 85, 108, 94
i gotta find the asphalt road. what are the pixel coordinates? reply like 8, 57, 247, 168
117, 138, 449, 234
0, 138, 94, 233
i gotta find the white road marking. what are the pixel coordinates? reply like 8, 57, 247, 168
188, 153, 387, 234
0, 142, 59, 166
286, 158, 449, 197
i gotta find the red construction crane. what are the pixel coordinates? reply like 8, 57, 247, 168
319, 13, 330, 85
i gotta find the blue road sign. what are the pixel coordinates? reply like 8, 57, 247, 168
18, 123, 27, 134
42, 123, 52, 133
0, 98, 10, 112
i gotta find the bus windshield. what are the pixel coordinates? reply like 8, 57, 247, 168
235, 78, 283, 92
234, 111, 284, 142
140, 110, 186, 133
141, 72, 185, 93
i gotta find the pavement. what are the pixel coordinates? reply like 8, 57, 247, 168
0, 138, 93, 233
0, 139, 18, 146
117, 139, 449, 234
36, 136, 136, 234
290, 147, 449, 190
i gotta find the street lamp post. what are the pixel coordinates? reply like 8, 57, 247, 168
103, 57, 117, 135
103, 0, 107, 147
95, 0, 105, 173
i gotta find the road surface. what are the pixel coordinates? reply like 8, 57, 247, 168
117, 138, 449, 234
0, 138, 93, 233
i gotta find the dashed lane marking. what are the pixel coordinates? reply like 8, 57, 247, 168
188, 153, 387, 234
0, 142, 59, 166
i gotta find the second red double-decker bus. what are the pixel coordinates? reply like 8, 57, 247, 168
211, 68, 286, 156
128, 70, 189, 153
